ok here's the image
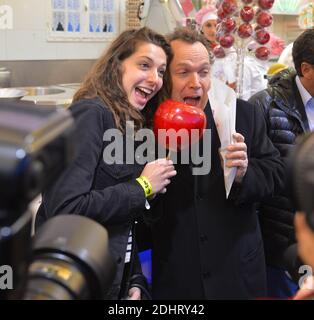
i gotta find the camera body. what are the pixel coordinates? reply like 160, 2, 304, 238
0, 101, 74, 211
0, 101, 75, 299
0, 101, 115, 299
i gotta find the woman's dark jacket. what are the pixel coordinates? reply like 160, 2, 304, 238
35, 97, 149, 299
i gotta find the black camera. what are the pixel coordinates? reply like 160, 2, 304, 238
0, 101, 115, 299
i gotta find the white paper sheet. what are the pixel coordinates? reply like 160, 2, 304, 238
208, 77, 237, 198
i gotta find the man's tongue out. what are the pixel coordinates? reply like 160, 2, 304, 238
184, 97, 200, 107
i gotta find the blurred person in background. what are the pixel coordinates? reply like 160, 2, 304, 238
288, 133, 314, 300
195, 4, 237, 89
249, 29, 314, 299
195, 4, 218, 49
293, 208, 314, 300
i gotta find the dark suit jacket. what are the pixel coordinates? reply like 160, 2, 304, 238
149, 99, 285, 299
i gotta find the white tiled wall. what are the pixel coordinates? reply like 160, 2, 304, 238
55, 41, 106, 60
0, 0, 126, 61
5, 29, 58, 60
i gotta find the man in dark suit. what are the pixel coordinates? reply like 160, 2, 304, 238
249, 29, 314, 298
148, 28, 285, 299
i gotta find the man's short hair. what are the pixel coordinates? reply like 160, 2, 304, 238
167, 28, 210, 48
292, 29, 314, 76
166, 27, 212, 62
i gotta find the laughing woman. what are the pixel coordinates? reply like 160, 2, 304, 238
35, 27, 176, 300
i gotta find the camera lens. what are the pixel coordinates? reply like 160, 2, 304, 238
24, 215, 116, 300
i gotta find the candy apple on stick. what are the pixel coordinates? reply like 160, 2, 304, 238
212, 0, 275, 98
153, 100, 207, 156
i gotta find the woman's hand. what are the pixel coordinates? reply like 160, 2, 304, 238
140, 158, 177, 194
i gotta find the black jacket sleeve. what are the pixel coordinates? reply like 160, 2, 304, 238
38, 100, 146, 227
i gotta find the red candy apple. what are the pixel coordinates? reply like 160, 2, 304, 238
213, 45, 226, 58
221, 17, 237, 32
221, 0, 238, 15
240, 6, 254, 22
219, 34, 235, 48
255, 46, 270, 60
217, 7, 228, 20
254, 28, 270, 45
258, 0, 274, 10
237, 23, 253, 38
154, 100, 207, 151
256, 11, 273, 27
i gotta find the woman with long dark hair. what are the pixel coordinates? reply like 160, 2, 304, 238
35, 27, 176, 300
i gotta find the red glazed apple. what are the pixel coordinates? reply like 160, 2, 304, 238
217, 7, 228, 20
219, 34, 235, 48
254, 28, 270, 45
154, 99, 207, 151
258, 0, 274, 10
213, 45, 226, 58
240, 6, 255, 22
255, 46, 270, 60
221, 0, 237, 15
237, 23, 253, 38
221, 17, 236, 32
256, 11, 273, 27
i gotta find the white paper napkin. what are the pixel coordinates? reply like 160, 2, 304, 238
208, 77, 237, 198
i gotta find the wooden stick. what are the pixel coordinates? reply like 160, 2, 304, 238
166, 149, 172, 160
